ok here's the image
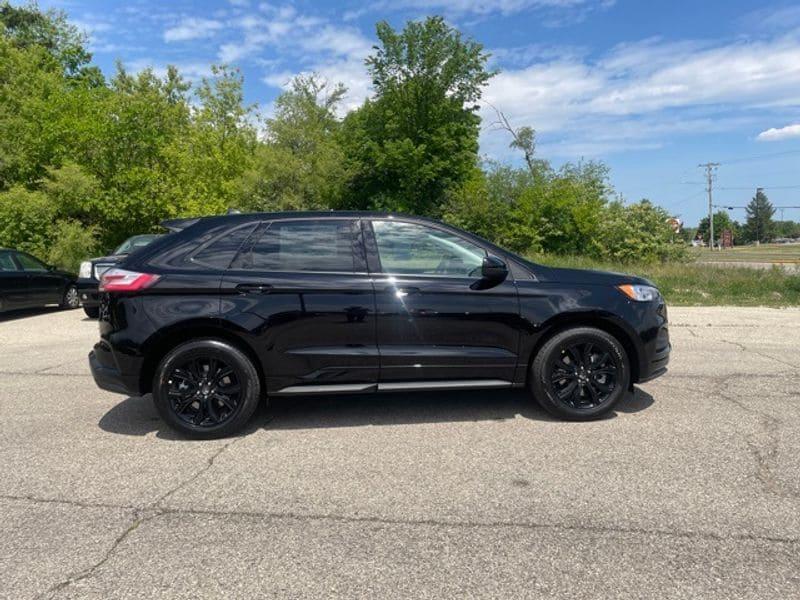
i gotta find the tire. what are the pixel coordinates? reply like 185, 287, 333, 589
530, 327, 630, 421
83, 306, 100, 319
152, 339, 261, 439
61, 285, 80, 309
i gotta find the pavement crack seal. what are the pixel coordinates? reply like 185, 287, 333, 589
36, 510, 154, 600
718, 338, 799, 370
712, 374, 800, 501
35, 436, 247, 599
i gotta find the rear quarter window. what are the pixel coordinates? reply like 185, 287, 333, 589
145, 222, 257, 271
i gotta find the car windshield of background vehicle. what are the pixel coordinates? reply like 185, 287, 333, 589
114, 235, 159, 255
236, 220, 355, 273
372, 220, 486, 277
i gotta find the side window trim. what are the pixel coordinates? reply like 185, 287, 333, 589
368, 219, 490, 279
231, 218, 364, 275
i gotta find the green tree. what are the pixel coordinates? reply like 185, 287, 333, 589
742, 189, 776, 243
237, 74, 348, 211
341, 16, 494, 215
0, 1, 102, 83
696, 210, 740, 245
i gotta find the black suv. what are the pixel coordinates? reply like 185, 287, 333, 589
89, 212, 669, 438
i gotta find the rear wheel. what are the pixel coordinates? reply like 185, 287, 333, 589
61, 285, 80, 309
83, 306, 100, 319
153, 339, 261, 439
530, 327, 629, 420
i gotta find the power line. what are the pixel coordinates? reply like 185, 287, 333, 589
719, 149, 800, 165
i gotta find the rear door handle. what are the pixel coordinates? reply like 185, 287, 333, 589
387, 286, 420, 297
235, 283, 273, 294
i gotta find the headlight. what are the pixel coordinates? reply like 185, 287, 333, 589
617, 284, 659, 302
79, 261, 92, 279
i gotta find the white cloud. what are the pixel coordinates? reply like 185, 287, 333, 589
757, 123, 800, 142
164, 18, 224, 43
482, 33, 800, 156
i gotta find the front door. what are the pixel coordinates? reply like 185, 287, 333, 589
366, 219, 521, 386
220, 218, 378, 394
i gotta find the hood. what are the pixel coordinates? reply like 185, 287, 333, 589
534, 265, 654, 287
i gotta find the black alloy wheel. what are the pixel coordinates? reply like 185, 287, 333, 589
167, 357, 242, 428
548, 341, 618, 409
153, 339, 261, 438
531, 327, 629, 420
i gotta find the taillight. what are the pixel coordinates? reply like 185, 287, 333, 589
99, 268, 161, 292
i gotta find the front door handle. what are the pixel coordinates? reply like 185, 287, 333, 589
235, 283, 273, 294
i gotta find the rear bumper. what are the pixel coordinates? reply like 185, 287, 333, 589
77, 279, 100, 307
89, 347, 140, 396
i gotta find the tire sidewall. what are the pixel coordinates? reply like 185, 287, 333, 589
531, 327, 630, 420
62, 284, 80, 309
153, 339, 260, 439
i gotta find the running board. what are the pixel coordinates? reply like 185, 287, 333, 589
378, 380, 512, 392
272, 383, 377, 395
273, 379, 512, 396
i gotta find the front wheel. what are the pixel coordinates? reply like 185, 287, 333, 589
153, 339, 261, 439
61, 285, 80, 309
530, 327, 630, 421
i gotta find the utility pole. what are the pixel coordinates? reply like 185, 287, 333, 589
699, 162, 720, 249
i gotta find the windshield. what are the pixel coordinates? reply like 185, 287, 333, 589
114, 234, 161, 255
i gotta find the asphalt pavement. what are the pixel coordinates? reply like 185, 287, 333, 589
1, 305, 799, 599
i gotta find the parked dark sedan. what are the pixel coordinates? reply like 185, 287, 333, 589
89, 212, 670, 438
0, 249, 80, 313
78, 234, 162, 318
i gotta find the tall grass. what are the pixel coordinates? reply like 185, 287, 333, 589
530, 254, 800, 307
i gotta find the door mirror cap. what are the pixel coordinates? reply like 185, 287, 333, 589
480, 255, 508, 283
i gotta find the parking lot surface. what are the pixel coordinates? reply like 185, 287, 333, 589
1, 306, 799, 599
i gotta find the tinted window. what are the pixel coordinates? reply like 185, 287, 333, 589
0, 252, 16, 271
236, 220, 355, 273
372, 220, 485, 277
15, 253, 48, 272
189, 224, 257, 270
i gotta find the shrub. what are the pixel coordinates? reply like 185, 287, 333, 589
47, 219, 99, 272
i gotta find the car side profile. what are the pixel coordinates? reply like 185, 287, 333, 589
89, 212, 670, 438
0, 249, 80, 313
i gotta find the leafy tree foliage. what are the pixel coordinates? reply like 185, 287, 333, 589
0, 5, 686, 269
696, 210, 741, 245
341, 16, 493, 215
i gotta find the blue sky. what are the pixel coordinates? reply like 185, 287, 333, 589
34, 0, 800, 225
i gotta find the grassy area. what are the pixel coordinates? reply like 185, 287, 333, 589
531, 254, 800, 307
693, 243, 800, 264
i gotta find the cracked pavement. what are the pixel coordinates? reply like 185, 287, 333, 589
1, 306, 799, 599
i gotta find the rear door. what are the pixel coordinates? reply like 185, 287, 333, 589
13, 252, 62, 306
0, 252, 29, 310
220, 218, 378, 394
366, 219, 521, 386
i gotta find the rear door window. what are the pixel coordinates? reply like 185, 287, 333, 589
0, 252, 17, 271
235, 220, 356, 273
15, 253, 48, 272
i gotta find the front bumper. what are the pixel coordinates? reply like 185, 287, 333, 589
77, 278, 100, 307
638, 316, 670, 383
89, 346, 140, 396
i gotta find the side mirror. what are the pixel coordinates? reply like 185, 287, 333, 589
474, 255, 508, 288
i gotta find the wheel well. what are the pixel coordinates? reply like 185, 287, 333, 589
525, 317, 640, 386
138, 325, 265, 396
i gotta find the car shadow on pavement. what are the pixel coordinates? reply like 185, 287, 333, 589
98, 388, 655, 437
0, 306, 62, 322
